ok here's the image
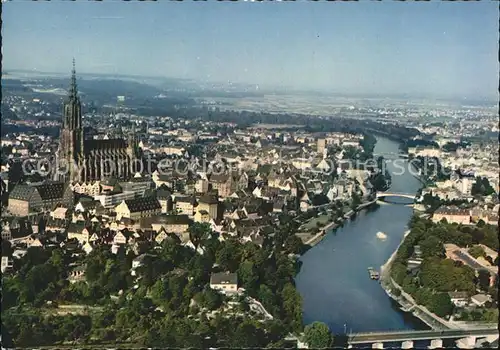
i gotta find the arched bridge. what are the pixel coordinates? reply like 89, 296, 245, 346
373, 152, 409, 159
376, 192, 416, 200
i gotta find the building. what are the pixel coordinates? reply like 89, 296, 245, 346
197, 194, 219, 220
94, 190, 136, 209
210, 174, 234, 198
8, 182, 74, 216
56, 61, 140, 183
209, 272, 238, 294
71, 181, 101, 196
1, 256, 13, 273
157, 188, 173, 213
195, 178, 209, 194
67, 223, 91, 244
470, 294, 492, 307
432, 206, 471, 225
194, 210, 211, 223
140, 214, 193, 237
174, 196, 197, 216
448, 292, 469, 307
115, 196, 161, 221
317, 138, 326, 154
68, 265, 86, 284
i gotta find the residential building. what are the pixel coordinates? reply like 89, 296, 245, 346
210, 272, 238, 294
141, 214, 193, 237
8, 182, 74, 216
197, 194, 219, 220
115, 196, 161, 221
471, 294, 492, 307
174, 196, 197, 217
432, 206, 471, 225
448, 292, 469, 307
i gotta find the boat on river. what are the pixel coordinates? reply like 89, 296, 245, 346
376, 231, 387, 240
367, 267, 380, 280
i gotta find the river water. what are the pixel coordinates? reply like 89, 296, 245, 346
295, 137, 428, 334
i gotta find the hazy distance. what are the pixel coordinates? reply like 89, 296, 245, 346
3, 1, 498, 102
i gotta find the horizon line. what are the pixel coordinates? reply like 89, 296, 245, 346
2, 67, 497, 104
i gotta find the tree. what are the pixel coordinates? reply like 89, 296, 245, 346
238, 260, 259, 292
189, 222, 212, 246
477, 270, 491, 292
303, 321, 333, 348
471, 177, 495, 197
468, 245, 485, 259
427, 293, 453, 318
195, 289, 223, 311
284, 235, 304, 255
419, 236, 444, 258
281, 283, 303, 332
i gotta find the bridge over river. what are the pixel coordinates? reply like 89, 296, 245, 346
373, 152, 409, 159
376, 191, 416, 201
348, 327, 499, 348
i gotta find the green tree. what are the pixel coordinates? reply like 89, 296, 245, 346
476, 270, 491, 292
281, 283, 303, 332
419, 236, 445, 258
303, 321, 333, 348
427, 293, 453, 317
284, 235, 305, 255
238, 260, 259, 292
468, 245, 485, 259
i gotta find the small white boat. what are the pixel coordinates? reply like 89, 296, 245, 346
376, 231, 387, 240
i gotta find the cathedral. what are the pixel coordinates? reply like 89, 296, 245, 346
56, 61, 140, 184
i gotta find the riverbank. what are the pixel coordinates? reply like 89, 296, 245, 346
304, 199, 378, 247
379, 229, 454, 331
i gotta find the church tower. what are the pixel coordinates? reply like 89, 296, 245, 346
58, 59, 84, 182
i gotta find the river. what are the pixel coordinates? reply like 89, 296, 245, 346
295, 136, 428, 334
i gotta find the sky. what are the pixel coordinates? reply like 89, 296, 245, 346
3, 0, 499, 100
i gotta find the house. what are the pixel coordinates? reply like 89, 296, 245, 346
300, 192, 312, 212
413, 245, 422, 258
50, 206, 69, 220
197, 194, 219, 220
71, 181, 101, 196
113, 230, 131, 245
141, 214, 193, 238
82, 241, 94, 255
183, 239, 205, 255
67, 223, 91, 244
195, 178, 209, 194
210, 174, 234, 198
470, 294, 492, 307
68, 265, 86, 284
407, 257, 423, 271
1, 221, 12, 240
273, 200, 284, 213
1, 256, 13, 273
432, 206, 471, 225
115, 196, 161, 221
157, 188, 173, 213
74, 199, 104, 215
26, 236, 43, 248
153, 227, 180, 245
131, 253, 153, 276
210, 272, 238, 294
236, 172, 249, 190
448, 292, 469, 307
194, 210, 211, 223
174, 196, 197, 217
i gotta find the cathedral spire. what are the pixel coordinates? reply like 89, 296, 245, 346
69, 58, 78, 100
